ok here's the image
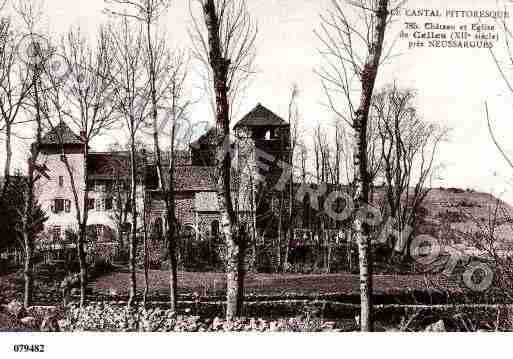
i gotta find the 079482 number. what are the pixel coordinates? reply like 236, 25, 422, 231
13, 344, 45, 353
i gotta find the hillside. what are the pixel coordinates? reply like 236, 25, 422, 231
417, 187, 513, 252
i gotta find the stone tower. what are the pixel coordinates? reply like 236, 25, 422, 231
234, 104, 291, 233
34, 122, 86, 237
234, 103, 291, 187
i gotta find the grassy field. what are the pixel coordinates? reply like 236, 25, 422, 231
0, 268, 466, 307
90, 270, 462, 299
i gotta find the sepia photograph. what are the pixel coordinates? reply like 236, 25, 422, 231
1, 0, 513, 356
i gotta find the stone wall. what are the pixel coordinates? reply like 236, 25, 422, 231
175, 193, 195, 226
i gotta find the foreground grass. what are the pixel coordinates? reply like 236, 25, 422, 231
0, 268, 472, 309
90, 270, 462, 298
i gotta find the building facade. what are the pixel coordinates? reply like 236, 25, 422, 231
34, 104, 292, 248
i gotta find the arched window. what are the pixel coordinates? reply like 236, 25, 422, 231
211, 220, 220, 237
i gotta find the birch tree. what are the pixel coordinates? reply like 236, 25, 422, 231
11, 0, 51, 308
105, 0, 192, 312
190, 0, 257, 319
109, 18, 149, 308
158, 52, 190, 311
16, 53, 45, 308
317, 0, 396, 331
283, 84, 301, 270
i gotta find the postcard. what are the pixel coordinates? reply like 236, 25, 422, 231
1, 0, 512, 357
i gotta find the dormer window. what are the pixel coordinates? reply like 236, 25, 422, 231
211, 220, 219, 237
54, 199, 64, 213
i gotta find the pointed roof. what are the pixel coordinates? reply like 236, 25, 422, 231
41, 121, 83, 145
235, 104, 288, 128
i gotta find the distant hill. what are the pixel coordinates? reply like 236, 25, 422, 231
417, 187, 513, 251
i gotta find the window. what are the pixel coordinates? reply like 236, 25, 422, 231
54, 199, 64, 213
96, 224, 104, 240
265, 130, 271, 140
51, 226, 61, 241
105, 197, 113, 211
87, 198, 95, 211
65, 229, 76, 242
96, 199, 103, 211
105, 181, 113, 193
64, 199, 71, 213
58, 176, 64, 187
211, 220, 220, 237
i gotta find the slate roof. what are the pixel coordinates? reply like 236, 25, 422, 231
87, 152, 132, 180
85, 150, 240, 194
41, 122, 83, 145
172, 165, 241, 193
174, 166, 217, 191
89, 151, 192, 183
234, 104, 288, 128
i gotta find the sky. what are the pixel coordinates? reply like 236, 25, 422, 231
3, 0, 513, 204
